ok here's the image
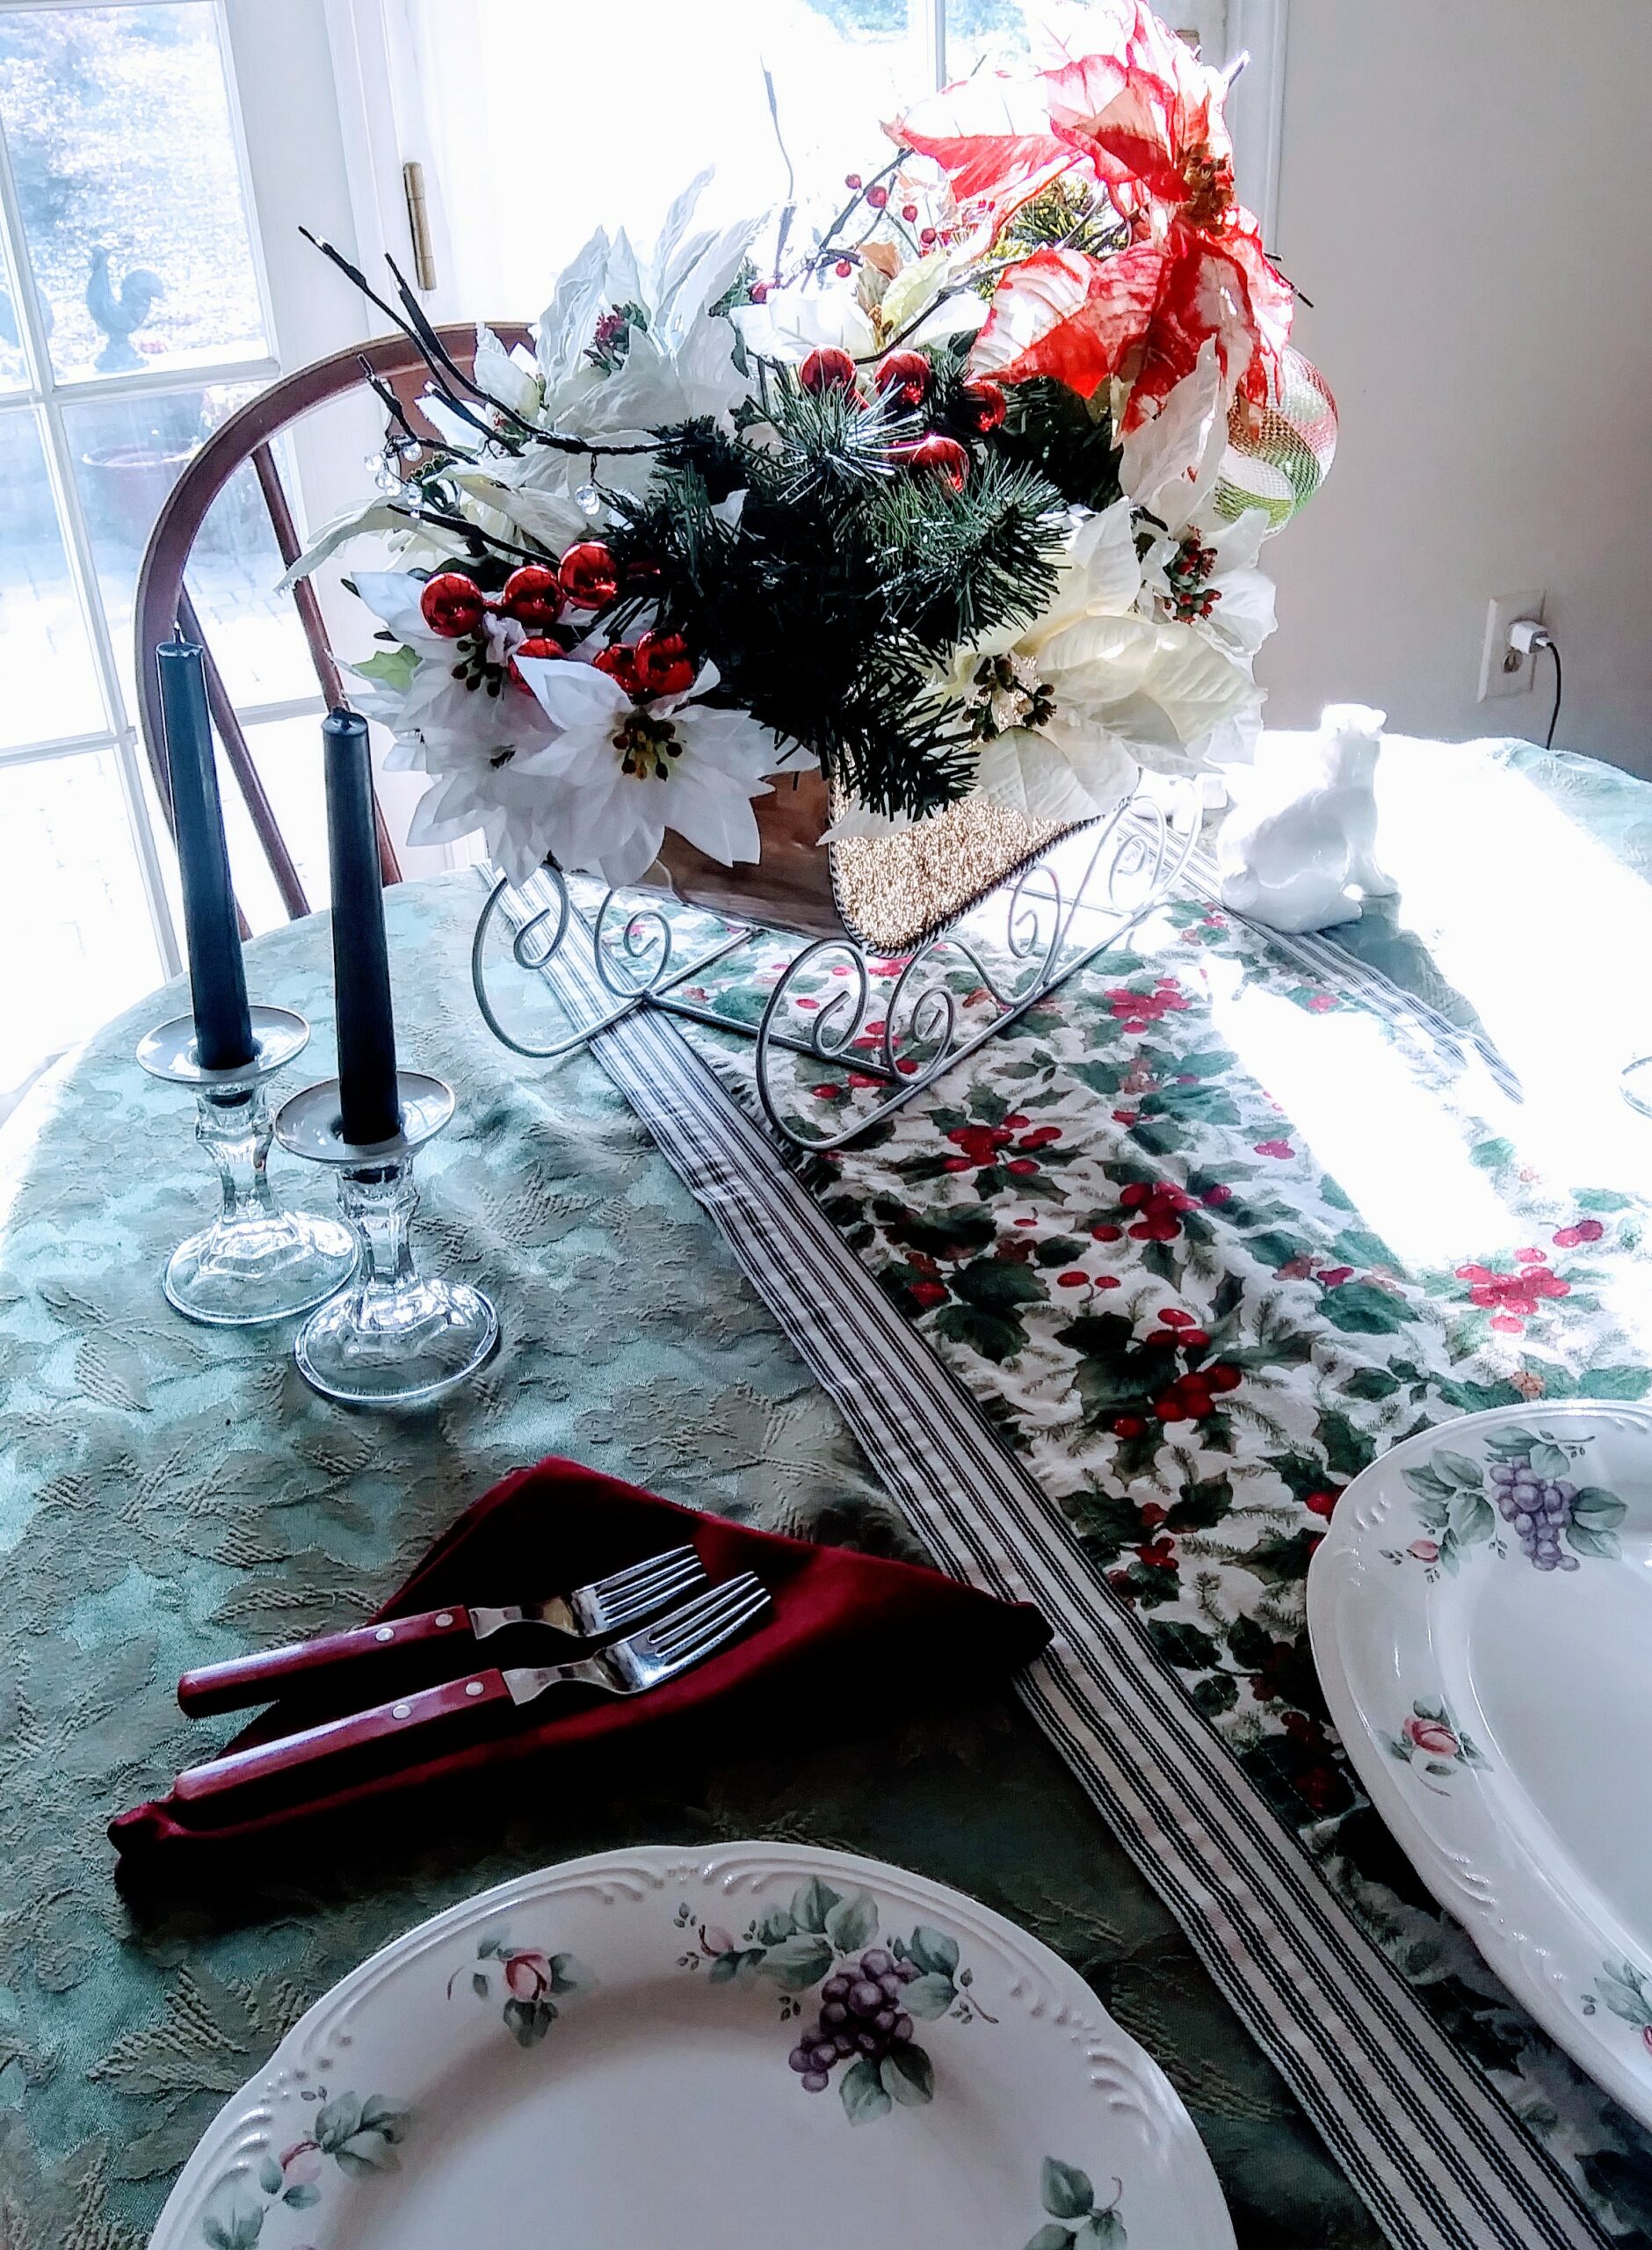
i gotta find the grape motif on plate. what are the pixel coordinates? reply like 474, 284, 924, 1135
1392, 1425, 1626, 1577
675, 1876, 989, 2124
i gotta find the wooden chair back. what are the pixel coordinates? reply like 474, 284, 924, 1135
134, 323, 533, 919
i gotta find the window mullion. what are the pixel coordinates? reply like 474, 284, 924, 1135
924, 0, 946, 91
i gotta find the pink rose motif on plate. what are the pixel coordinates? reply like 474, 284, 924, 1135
1387, 1701, 1484, 1793
451, 1929, 596, 2047
1402, 1713, 1460, 1759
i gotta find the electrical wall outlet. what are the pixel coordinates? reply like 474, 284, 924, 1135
1479, 591, 1547, 701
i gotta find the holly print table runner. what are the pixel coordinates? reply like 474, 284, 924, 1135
540, 738, 1652, 2250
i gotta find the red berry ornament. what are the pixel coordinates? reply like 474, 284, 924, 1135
866, 184, 888, 209
750, 280, 769, 302
592, 642, 641, 696
634, 628, 698, 699
844, 172, 863, 190
507, 635, 563, 691
799, 346, 859, 396
898, 432, 969, 491
500, 564, 563, 630
955, 379, 1008, 434
559, 540, 620, 610
901, 203, 918, 222
418, 571, 488, 638
834, 259, 853, 279
874, 350, 931, 408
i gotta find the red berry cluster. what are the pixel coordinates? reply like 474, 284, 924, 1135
1118, 1180, 1198, 1241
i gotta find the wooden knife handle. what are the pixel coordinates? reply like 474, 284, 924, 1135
178, 1607, 477, 1717
171, 1670, 513, 1806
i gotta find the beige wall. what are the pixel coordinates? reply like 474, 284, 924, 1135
1257, 2, 1652, 773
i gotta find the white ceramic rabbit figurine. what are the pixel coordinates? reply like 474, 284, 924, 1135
1216, 704, 1395, 933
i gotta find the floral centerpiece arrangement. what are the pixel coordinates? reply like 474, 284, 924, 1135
301, 0, 1334, 904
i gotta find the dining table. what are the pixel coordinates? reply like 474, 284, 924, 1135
2, 730, 1650, 2250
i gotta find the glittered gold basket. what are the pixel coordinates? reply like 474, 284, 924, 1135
654, 770, 1091, 955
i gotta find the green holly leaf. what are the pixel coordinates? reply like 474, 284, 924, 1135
1319, 1282, 1411, 1334
1041, 2158, 1096, 2219
1578, 1366, 1651, 1399
1470, 1136, 1515, 1170
955, 1257, 1048, 1312
1034, 1236, 1091, 1267
839, 2056, 893, 2124
1192, 1672, 1239, 1717
1316, 1410, 1375, 1481
1165, 1474, 1232, 1533
1341, 1366, 1399, 1401
1146, 1619, 1222, 1671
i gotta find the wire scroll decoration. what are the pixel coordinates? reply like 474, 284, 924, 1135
470, 780, 1201, 1151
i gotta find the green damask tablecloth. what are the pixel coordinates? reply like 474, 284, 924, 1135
0, 875, 1376, 2248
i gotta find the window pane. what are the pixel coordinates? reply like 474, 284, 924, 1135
65, 383, 315, 715
412, 0, 925, 307
0, 4, 269, 385
944, 0, 1031, 79
0, 408, 105, 746
0, 748, 162, 1092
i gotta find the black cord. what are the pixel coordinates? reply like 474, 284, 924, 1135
1541, 638, 1563, 750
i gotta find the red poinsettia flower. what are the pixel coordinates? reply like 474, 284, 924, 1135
909, 2, 1292, 432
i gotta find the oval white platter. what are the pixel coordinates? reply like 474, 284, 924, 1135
1308, 1401, 1652, 2127
151, 1841, 1235, 2250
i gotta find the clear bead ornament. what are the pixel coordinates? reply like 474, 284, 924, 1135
136, 1007, 360, 1326
274, 1071, 499, 1407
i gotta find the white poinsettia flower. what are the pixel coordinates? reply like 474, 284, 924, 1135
467, 180, 758, 557
1137, 506, 1278, 663
730, 272, 879, 366
514, 657, 784, 889
949, 500, 1263, 817
344, 571, 562, 880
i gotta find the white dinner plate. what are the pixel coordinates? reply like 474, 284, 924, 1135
1308, 1401, 1652, 2127
152, 1842, 1235, 2250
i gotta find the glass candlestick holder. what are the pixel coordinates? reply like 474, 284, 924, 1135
273, 1071, 499, 1407
136, 1007, 360, 1326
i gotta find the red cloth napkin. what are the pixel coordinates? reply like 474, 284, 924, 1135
111, 1455, 1049, 1872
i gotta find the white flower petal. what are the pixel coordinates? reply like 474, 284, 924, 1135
518, 658, 632, 729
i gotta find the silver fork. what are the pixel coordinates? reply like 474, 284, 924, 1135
172, 1574, 772, 1806
177, 1545, 709, 1717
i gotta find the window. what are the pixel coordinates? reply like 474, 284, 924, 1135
0, 0, 366, 1103
339, 0, 1279, 332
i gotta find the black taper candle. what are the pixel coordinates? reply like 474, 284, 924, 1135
322, 707, 402, 1145
156, 636, 255, 1071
